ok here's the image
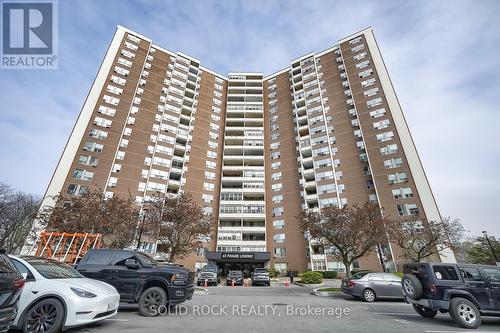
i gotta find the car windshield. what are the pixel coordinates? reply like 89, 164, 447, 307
25, 257, 83, 279
136, 252, 158, 266
202, 266, 217, 272
254, 269, 267, 273
229, 271, 242, 276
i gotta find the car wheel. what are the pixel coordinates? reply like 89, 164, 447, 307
413, 304, 438, 318
402, 274, 423, 300
138, 286, 167, 317
23, 298, 65, 333
362, 288, 376, 302
266, 282, 270, 286
449, 297, 481, 329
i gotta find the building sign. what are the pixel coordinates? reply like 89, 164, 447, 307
221, 252, 255, 260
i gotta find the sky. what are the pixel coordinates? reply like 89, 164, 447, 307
0, 0, 499, 237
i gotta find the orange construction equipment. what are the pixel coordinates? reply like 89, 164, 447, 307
244, 279, 249, 287
204, 280, 208, 288
27, 231, 102, 264
285, 279, 289, 287
231, 279, 235, 287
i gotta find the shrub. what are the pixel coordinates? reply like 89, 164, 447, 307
267, 268, 279, 278
321, 271, 338, 279
300, 271, 323, 284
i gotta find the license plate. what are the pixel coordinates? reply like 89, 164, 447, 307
107, 303, 116, 311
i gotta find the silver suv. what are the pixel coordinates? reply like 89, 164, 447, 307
251, 268, 270, 286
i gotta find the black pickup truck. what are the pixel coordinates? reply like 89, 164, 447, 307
402, 262, 500, 329
75, 249, 194, 316
0, 249, 24, 333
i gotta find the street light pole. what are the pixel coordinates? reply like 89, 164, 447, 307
482, 231, 498, 262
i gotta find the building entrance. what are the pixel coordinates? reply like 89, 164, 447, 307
205, 251, 271, 278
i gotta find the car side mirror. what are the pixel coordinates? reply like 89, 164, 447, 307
125, 258, 140, 269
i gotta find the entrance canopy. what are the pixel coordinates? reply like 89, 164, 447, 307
206, 251, 271, 263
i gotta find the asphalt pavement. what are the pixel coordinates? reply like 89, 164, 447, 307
63, 281, 500, 333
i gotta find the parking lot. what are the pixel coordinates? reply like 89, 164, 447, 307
62, 281, 500, 333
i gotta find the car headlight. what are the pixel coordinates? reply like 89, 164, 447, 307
71, 287, 97, 298
171, 273, 187, 285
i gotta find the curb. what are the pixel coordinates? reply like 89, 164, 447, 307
312, 287, 342, 296
293, 281, 324, 288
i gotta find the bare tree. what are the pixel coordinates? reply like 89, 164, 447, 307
386, 216, 465, 262
144, 192, 212, 263
299, 202, 387, 278
0, 182, 40, 253
41, 189, 139, 249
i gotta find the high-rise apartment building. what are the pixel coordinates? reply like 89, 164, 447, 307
34, 26, 455, 274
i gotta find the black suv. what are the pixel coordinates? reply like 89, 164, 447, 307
75, 249, 194, 317
402, 262, 500, 329
0, 249, 24, 333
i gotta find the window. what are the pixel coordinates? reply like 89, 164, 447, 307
369, 108, 386, 119
361, 77, 376, 88
114, 66, 129, 76
116, 151, 125, 160
351, 44, 365, 53
271, 172, 282, 181
206, 161, 216, 169
353, 51, 367, 61
202, 194, 213, 203
78, 155, 99, 167
112, 251, 137, 266
272, 207, 284, 217
356, 60, 370, 69
98, 105, 116, 117
459, 267, 483, 281
72, 169, 94, 181
273, 233, 285, 243
205, 171, 215, 180
318, 184, 336, 194
83, 141, 103, 153
108, 177, 117, 187
367, 97, 382, 108
208, 141, 218, 149
373, 119, 390, 130
364, 87, 379, 97
271, 162, 281, 169
483, 268, 500, 282
94, 117, 112, 128
376, 131, 394, 142
270, 142, 280, 150
106, 85, 123, 95
89, 128, 107, 140
271, 151, 280, 160
392, 187, 413, 199
388, 172, 408, 184
380, 144, 398, 155
384, 157, 403, 169
271, 133, 279, 140
203, 183, 215, 191
433, 266, 459, 280
83, 250, 114, 265
274, 262, 288, 273
273, 220, 285, 229
112, 164, 121, 173
397, 203, 419, 216
272, 195, 283, 204
358, 68, 373, 78
207, 151, 217, 159
274, 247, 287, 258
272, 183, 282, 192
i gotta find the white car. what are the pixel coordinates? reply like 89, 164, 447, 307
8, 255, 120, 333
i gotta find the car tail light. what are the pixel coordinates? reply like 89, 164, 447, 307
13, 279, 25, 289
347, 279, 356, 288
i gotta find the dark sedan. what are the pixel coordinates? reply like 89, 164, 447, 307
226, 270, 244, 286
342, 272, 403, 302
